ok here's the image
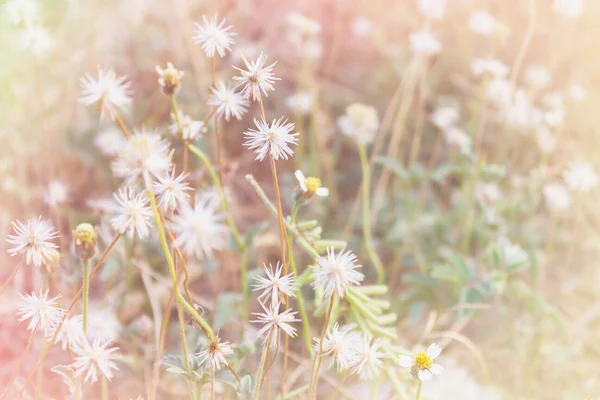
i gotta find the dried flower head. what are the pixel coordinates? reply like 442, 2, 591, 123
350, 335, 386, 380
47, 314, 85, 351
79, 67, 132, 120
153, 169, 191, 213
7, 217, 59, 268
193, 14, 235, 58
196, 335, 234, 371
315, 323, 361, 371
252, 301, 299, 347
17, 289, 65, 335
43, 180, 68, 207
243, 117, 298, 161
233, 52, 280, 101
72, 223, 97, 260
71, 337, 121, 383
399, 343, 444, 381
109, 187, 153, 240
112, 129, 172, 184
207, 80, 249, 121
156, 62, 184, 95
253, 262, 296, 307
311, 248, 364, 298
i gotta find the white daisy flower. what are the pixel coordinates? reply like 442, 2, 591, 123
43, 180, 68, 207
310, 248, 364, 298
350, 335, 386, 380
252, 301, 299, 348
409, 31, 441, 55
2, 0, 39, 25
399, 343, 444, 381
543, 183, 571, 212
196, 335, 234, 371
169, 113, 207, 141
314, 323, 361, 371
112, 129, 172, 184
193, 14, 235, 58
233, 52, 280, 101
109, 187, 153, 240
243, 117, 298, 161
469, 10, 498, 36
7, 217, 59, 268
563, 162, 598, 192
207, 81, 249, 121
554, 0, 583, 18
431, 106, 459, 130
170, 192, 229, 259
418, 0, 446, 20
285, 91, 313, 115
338, 103, 379, 145
47, 314, 85, 350
71, 337, 121, 383
79, 67, 132, 120
253, 262, 296, 307
94, 127, 127, 157
294, 170, 329, 197
471, 58, 509, 78
17, 289, 65, 335
153, 169, 191, 213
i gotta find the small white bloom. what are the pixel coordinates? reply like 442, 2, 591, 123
485, 77, 512, 105
352, 17, 372, 37
311, 248, 364, 298
17, 289, 65, 335
79, 67, 132, 120
3, 0, 39, 25
233, 52, 280, 101
315, 323, 361, 371
525, 65, 551, 88
495, 237, 530, 269
47, 314, 85, 350
253, 262, 296, 307
287, 12, 321, 36
20, 25, 52, 57
153, 169, 191, 213
563, 162, 598, 192
543, 183, 571, 212
409, 30, 441, 55
469, 10, 498, 35
252, 301, 299, 347
554, 0, 584, 18
169, 113, 207, 141
475, 182, 502, 207
285, 90, 313, 115
294, 170, 329, 197
431, 106, 459, 130
112, 129, 172, 183
338, 103, 379, 145
193, 14, 235, 58
94, 127, 127, 157
170, 192, 229, 259
568, 84, 587, 102
71, 338, 120, 383
43, 180, 68, 207
350, 335, 386, 380
536, 127, 557, 154
109, 187, 153, 240
399, 343, 444, 381
87, 306, 122, 342
7, 217, 59, 268
243, 117, 298, 161
471, 58, 509, 77
419, 0, 446, 20
207, 81, 249, 121
196, 335, 234, 371
444, 127, 471, 153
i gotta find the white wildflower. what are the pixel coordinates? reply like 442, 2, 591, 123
43, 180, 68, 207
47, 314, 85, 350
7, 217, 59, 268
155, 62, 184, 95
294, 170, 329, 197
311, 248, 364, 298
20, 25, 52, 57
17, 289, 65, 335
409, 30, 441, 55
563, 162, 598, 192
315, 323, 361, 371
109, 187, 153, 240
169, 113, 207, 141
543, 183, 571, 212
207, 81, 249, 121
469, 10, 498, 35
338, 103, 379, 145
71, 338, 120, 383
399, 343, 444, 381
87, 306, 122, 342
153, 169, 191, 213
193, 14, 235, 58
112, 129, 172, 183
233, 52, 280, 101
285, 90, 313, 115
253, 262, 296, 307
444, 127, 471, 153
243, 117, 298, 161
196, 335, 234, 371
471, 58, 509, 77
94, 127, 127, 157
3, 0, 39, 25
79, 67, 132, 120
431, 106, 459, 130
252, 301, 299, 347
536, 127, 557, 154
350, 335, 386, 380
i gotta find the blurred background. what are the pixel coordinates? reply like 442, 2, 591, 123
1, 0, 599, 399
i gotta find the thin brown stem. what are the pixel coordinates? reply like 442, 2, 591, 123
0, 259, 24, 300
0, 325, 37, 399
308, 295, 335, 399
114, 112, 131, 139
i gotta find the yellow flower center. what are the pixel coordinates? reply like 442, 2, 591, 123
73, 223, 97, 246
304, 177, 321, 193
414, 352, 433, 370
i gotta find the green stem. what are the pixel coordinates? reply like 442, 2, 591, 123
285, 384, 309, 399
415, 381, 422, 400
308, 295, 335, 399
288, 202, 313, 355
82, 258, 89, 334
358, 144, 385, 284
252, 333, 272, 400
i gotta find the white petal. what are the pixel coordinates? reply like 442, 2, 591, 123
418, 369, 432, 381
398, 355, 414, 368
430, 364, 444, 375
316, 187, 329, 197
426, 343, 442, 359
294, 170, 305, 182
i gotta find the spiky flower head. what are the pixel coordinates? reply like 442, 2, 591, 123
79, 67, 132, 120
193, 14, 235, 58
196, 335, 234, 371
7, 217, 59, 268
233, 52, 280, 101
207, 80, 249, 121
243, 117, 298, 161
72, 223, 97, 260
253, 262, 296, 307
252, 301, 299, 348
71, 337, 121, 383
310, 248, 364, 298
156, 62, 184, 95
17, 289, 65, 335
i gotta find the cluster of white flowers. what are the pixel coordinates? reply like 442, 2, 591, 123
431, 105, 471, 154
286, 12, 322, 59
3, 0, 53, 58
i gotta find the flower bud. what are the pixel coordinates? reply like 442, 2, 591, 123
156, 62, 184, 96
72, 223, 97, 260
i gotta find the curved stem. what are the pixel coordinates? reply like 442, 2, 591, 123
0, 325, 37, 400
253, 332, 273, 400
358, 144, 385, 284
82, 258, 89, 334
150, 283, 176, 400
308, 295, 335, 399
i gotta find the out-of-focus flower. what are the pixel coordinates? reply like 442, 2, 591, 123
338, 103, 379, 145
153, 169, 191, 213
485, 77, 511, 104
536, 127, 557, 154
72, 223, 97, 260
554, 0, 584, 18
475, 182, 502, 207
311, 248, 363, 298
543, 183, 571, 212
287, 12, 321, 36
71, 338, 121, 383
253, 262, 296, 307
233, 52, 279, 101
444, 127, 471, 153
352, 17, 372, 37
471, 58, 509, 77
495, 237, 530, 269
47, 314, 85, 351
7, 217, 59, 268
207, 81, 249, 121
469, 10, 498, 36
20, 25, 52, 57
156, 62, 184, 96
419, 0, 446, 20
196, 335, 234, 371
109, 187, 153, 240
568, 84, 587, 102
315, 323, 361, 371
94, 127, 127, 157
112, 129, 172, 183
17, 289, 65, 335
525, 65, 551, 88
409, 30, 441, 55
252, 301, 299, 347
505, 89, 544, 130
3, 0, 39, 25
169, 113, 206, 141
431, 105, 459, 130
170, 192, 229, 259
285, 91, 313, 115
563, 162, 598, 192
87, 306, 122, 342
43, 180, 69, 207
79, 67, 132, 120
350, 335, 386, 380
295, 170, 329, 198
193, 14, 235, 58
399, 343, 444, 381
243, 117, 298, 161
